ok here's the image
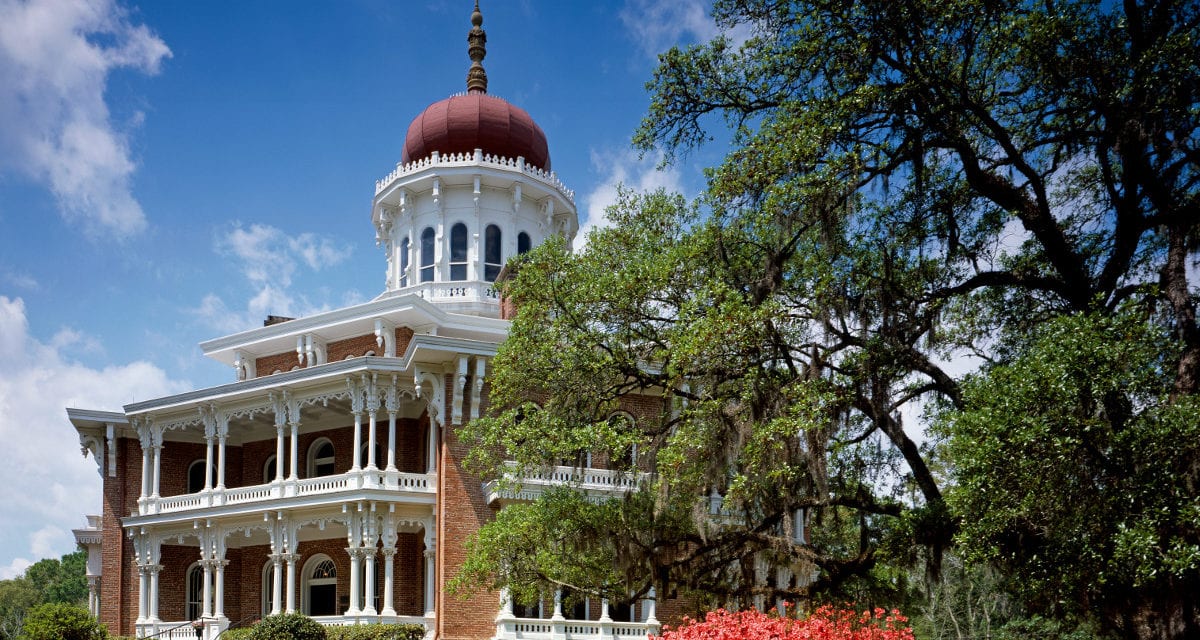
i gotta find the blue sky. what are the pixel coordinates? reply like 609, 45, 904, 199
0, 0, 737, 578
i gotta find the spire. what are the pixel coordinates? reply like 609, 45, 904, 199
466, 0, 488, 94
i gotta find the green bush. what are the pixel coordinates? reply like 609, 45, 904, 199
324, 624, 425, 640
18, 603, 106, 640
248, 614, 325, 640
219, 627, 255, 640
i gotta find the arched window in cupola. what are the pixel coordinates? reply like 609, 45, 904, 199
420, 227, 435, 282
399, 235, 411, 287
518, 231, 531, 255
485, 224, 503, 281
450, 222, 469, 281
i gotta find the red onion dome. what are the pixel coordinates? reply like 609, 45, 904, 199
401, 93, 551, 171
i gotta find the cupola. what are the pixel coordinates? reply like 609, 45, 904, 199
370, 1, 578, 316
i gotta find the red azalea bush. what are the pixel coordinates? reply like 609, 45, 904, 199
657, 605, 914, 640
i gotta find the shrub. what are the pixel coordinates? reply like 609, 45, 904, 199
18, 603, 107, 640
248, 614, 325, 640
324, 624, 426, 640
658, 606, 914, 640
220, 627, 255, 640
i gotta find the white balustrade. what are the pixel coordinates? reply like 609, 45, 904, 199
495, 618, 659, 640
375, 149, 575, 203
141, 469, 435, 516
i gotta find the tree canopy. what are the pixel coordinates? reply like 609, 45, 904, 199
457, 1, 1199, 639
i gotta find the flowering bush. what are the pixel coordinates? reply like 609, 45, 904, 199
657, 605, 913, 640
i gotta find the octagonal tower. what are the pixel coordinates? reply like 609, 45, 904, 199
371, 2, 578, 316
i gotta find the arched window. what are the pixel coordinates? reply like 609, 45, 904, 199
186, 563, 203, 620
399, 236, 411, 287
513, 596, 543, 619
484, 224, 503, 281
187, 460, 214, 494
303, 555, 338, 616
263, 455, 277, 484
420, 227, 435, 282
307, 439, 335, 478
609, 413, 638, 469
449, 222, 468, 281
518, 231, 531, 255
261, 561, 274, 616
360, 442, 383, 470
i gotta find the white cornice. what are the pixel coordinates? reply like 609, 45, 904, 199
200, 292, 509, 366
127, 335, 497, 416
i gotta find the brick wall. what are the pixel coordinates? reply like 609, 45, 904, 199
251, 327, 414, 379
100, 436, 138, 636
327, 334, 380, 361
255, 351, 299, 376
438, 374, 501, 640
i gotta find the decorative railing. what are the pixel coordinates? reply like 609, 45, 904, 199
145, 616, 433, 640
375, 149, 575, 203
144, 470, 435, 516
495, 617, 659, 640
403, 280, 500, 304
482, 463, 645, 505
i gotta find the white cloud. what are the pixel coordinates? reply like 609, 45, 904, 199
0, 296, 190, 576
575, 147, 684, 251
0, 0, 170, 238
197, 223, 353, 334
619, 0, 752, 58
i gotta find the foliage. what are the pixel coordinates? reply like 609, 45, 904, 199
0, 579, 40, 640
23, 551, 88, 605
940, 310, 1200, 634
247, 614, 325, 640
323, 624, 426, 640
220, 629, 254, 640
658, 606, 913, 640
1, 550, 90, 640
459, 0, 1198, 638
17, 603, 105, 640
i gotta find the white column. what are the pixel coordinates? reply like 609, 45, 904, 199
363, 546, 378, 615
216, 430, 227, 490
274, 426, 285, 482
381, 548, 396, 617
424, 550, 436, 618
352, 412, 363, 471
201, 562, 213, 618
347, 548, 362, 615
289, 420, 300, 480
271, 556, 283, 615
386, 410, 397, 472
643, 587, 658, 625
599, 599, 611, 621
136, 567, 147, 624
367, 408, 378, 470
214, 561, 227, 618
150, 444, 162, 498
426, 419, 438, 473
139, 446, 151, 500
87, 577, 99, 617
499, 586, 513, 617
203, 436, 214, 491
148, 565, 161, 621
552, 589, 564, 620
285, 554, 297, 614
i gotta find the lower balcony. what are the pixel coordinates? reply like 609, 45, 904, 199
494, 616, 660, 640
140, 615, 433, 640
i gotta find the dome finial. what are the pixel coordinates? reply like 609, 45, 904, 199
466, 0, 488, 94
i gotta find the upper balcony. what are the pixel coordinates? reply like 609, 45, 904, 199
482, 463, 646, 506
135, 467, 436, 523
